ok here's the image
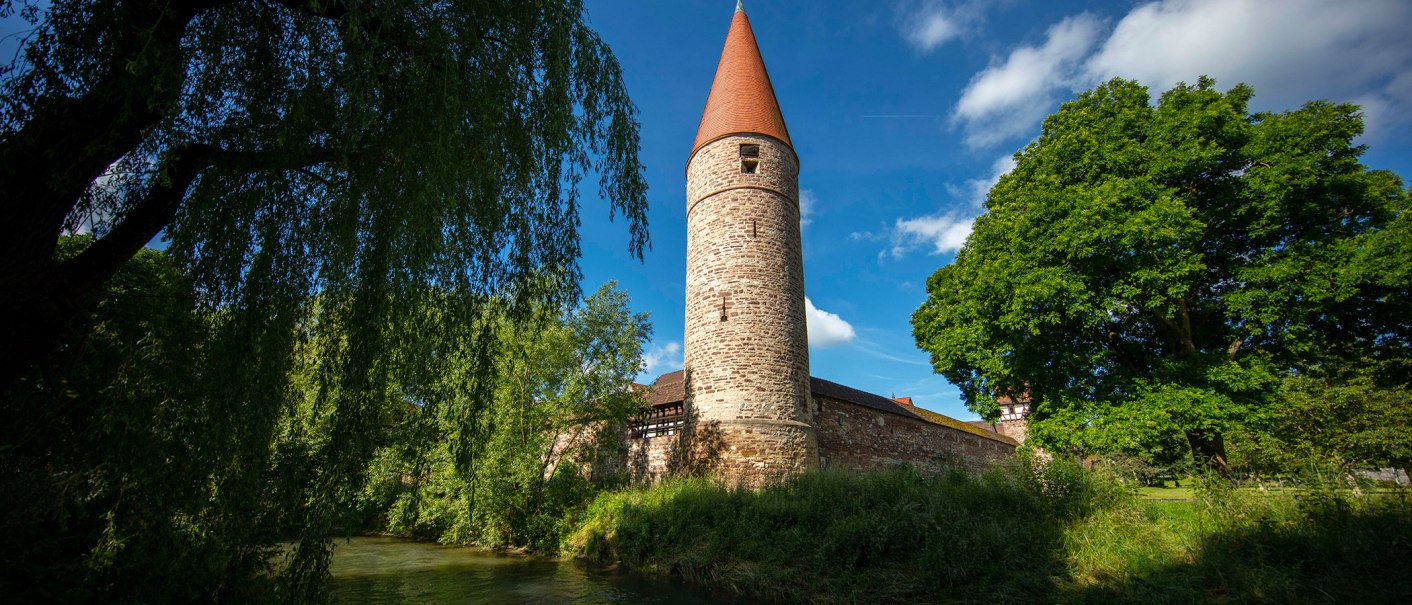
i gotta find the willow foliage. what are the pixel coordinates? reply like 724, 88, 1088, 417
1, 0, 647, 601
3, 0, 646, 378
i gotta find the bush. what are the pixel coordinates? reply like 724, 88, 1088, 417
568, 461, 1412, 604
569, 461, 1120, 603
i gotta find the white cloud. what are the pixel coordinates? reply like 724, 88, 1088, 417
954, 0, 1412, 149
639, 341, 681, 379
805, 297, 856, 347
898, 1, 990, 53
905, 7, 962, 51
1085, 0, 1412, 137
890, 214, 974, 258
884, 154, 1013, 260
962, 154, 1016, 207
799, 188, 816, 228
953, 13, 1104, 148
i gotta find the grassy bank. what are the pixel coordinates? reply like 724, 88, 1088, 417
564, 460, 1412, 604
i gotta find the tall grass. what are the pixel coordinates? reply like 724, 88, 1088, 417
566, 458, 1412, 604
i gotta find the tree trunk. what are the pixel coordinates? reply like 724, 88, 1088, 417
1186, 429, 1230, 477
0, 0, 211, 394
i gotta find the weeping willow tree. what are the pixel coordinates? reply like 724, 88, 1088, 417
0, 0, 647, 601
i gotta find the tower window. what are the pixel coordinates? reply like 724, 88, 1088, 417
740, 144, 760, 173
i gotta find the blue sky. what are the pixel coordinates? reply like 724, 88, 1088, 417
574, 0, 1412, 421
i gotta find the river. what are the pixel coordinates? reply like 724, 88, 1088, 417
328, 537, 764, 604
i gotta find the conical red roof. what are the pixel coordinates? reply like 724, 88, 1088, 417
691, 3, 792, 157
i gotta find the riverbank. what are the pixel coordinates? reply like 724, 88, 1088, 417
563, 461, 1412, 604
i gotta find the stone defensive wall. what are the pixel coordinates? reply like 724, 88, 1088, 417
810, 378, 1015, 475
605, 371, 1017, 483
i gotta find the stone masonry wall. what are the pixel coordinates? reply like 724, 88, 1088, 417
611, 395, 1014, 483
814, 396, 1014, 475
997, 419, 1028, 445
684, 133, 818, 486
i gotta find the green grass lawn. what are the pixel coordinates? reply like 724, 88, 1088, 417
1139, 481, 1407, 501
1137, 484, 1196, 500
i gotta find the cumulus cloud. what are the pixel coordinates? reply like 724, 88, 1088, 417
805, 297, 856, 347
1085, 0, 1412, 136
639, 341, 682, 378
891, 214, 974, 258
898, 1, 990, 53
954, 0, 1412, 148
953, 13, 1104, 148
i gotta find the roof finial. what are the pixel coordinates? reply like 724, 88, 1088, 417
736, 0, 744, 13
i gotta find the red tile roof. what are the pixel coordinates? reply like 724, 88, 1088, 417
997, 390, 1032, 405
691, 4, 792, 158
644, 369, 684, 406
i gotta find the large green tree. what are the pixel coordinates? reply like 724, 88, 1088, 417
912, 77, 1409, 472
0, 0, 647, 388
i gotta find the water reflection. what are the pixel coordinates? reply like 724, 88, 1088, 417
329, 537, 760, 605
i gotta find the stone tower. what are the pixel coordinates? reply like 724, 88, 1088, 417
683, 1, 819, 485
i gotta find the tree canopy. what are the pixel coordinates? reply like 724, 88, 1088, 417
912, 77, 1410, 471
0, 0, 647, 387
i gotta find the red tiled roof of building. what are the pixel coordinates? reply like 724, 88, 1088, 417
892, 396, 914, 406
690, 3, 792, 158
997, 392, 1032, 405
644, 369, 684, 406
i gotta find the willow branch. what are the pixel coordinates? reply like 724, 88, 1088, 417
56, 144, 220, 299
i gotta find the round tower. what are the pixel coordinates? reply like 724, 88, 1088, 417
683, 2, 818, 485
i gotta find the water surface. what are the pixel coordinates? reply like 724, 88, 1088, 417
329, 537, 762, 604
